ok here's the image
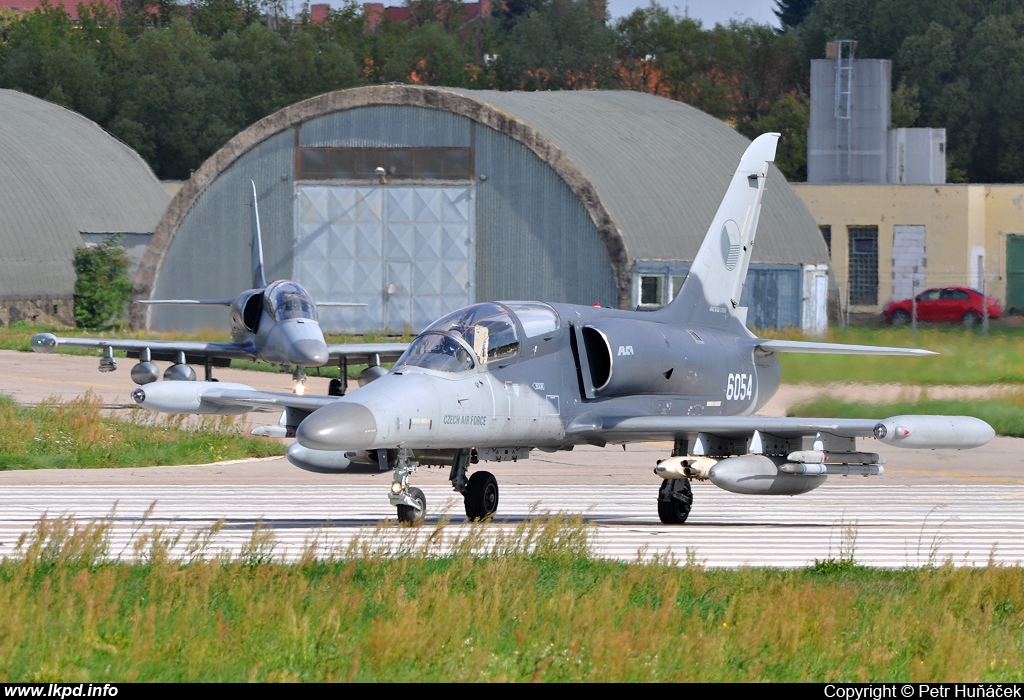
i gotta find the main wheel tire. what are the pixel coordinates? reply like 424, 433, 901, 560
464, 471, 499, 521
657, 479, 693, 525
890, 309, 911, 327
963, 310, 982, 328
397, 487, 426, 525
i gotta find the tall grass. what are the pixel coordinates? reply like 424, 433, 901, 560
0, 393, 283, 470
1, 514, 1022, 681
789, 394, 1024, 437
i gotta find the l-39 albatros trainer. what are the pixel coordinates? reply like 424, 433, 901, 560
137, 135, 997, 524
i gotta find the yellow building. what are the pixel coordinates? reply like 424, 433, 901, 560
792, 184, 1024, 315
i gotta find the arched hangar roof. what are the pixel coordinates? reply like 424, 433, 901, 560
136, 85, 824, 319
0, 89, 169, 301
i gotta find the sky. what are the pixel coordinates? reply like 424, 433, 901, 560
319, 0, 783, 28
604, 0, 780, 26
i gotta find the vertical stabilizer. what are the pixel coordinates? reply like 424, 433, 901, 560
655, 133, 779, 328
250, 180, 267, 289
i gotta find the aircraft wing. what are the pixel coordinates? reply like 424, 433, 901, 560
756, 340, 936, 356
129, 381, 341, 415
135, 299, 234, 306
326, 342, 408, 364
198, 389, 339, 412
30, 333, 256, 364
565, 413, 994, 449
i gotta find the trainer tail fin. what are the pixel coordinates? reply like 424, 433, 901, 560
657, 133, 779, 327
251, 180, 266, 289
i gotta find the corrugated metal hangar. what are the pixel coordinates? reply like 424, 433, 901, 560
0, 89, 170, 325
135, 86, 830, 334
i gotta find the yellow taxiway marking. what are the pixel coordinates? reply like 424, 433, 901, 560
0, 373, 128, 392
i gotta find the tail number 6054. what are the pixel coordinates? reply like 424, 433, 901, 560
725, 373, 753, 401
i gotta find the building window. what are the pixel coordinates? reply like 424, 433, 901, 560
819, 225, 832, 256
640, 275, 663, 306
297, 147, 472, 182
848, 226, 878, 306
670, 275, 685, 301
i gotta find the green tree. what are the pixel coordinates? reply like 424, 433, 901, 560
746, 92, 809, 181
890, 80, 920, 128
383, 20, 473, 86
73, 237, 132, 328
774, 0, 817, 30
109, 20, 243, 179
616, 6, 802, 131
189, 0, 261, 38
494, 0, 618, 90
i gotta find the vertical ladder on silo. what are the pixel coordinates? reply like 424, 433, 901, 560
834, 39, 855, 181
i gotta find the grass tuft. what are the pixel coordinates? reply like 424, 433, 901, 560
1, 516, 1023, 681
0, 392, 284, 470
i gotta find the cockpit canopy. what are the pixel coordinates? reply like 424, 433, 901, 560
426, 303, 520, 364
264, 281, 316, 322
397, 302, 561, 373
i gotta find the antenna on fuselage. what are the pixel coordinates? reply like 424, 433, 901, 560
251, 180, 267, 289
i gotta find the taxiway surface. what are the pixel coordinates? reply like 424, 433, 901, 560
1, 349, 1022, 567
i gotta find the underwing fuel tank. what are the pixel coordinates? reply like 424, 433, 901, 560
130, 381, 254, 415
872, 415, 995, 449
708, 455, 826, 495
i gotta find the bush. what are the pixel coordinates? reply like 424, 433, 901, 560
73, 236, 132, 328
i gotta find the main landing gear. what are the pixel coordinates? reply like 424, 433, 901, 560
381, 448, 500, 525
657, 479, 693, 524
656, 439, 694, 525
449, 448, 498, 521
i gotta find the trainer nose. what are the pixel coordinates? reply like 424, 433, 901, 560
297, 402, 378, 451
289, 338, 329, 366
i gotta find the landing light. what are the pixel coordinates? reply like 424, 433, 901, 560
391, 482, 403, 494
293, 381, 306, 395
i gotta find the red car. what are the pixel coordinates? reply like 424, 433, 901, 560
883, 287, 1001, 327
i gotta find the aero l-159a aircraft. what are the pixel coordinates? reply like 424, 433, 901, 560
130, 135, 994, 524
32, 182, 407, 396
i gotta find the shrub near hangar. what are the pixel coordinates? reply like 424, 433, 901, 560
135, 86, 831, 336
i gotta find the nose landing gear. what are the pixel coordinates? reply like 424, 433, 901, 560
382, 448, 503, 525
383, 449, 426, 525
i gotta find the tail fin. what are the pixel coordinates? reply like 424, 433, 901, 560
655, 133, 779, 327
251, 180, 267, 289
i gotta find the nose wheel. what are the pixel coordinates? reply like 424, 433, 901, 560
384, 449, 427, 525
396, 487, 426, 525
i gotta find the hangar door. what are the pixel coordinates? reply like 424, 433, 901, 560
740, 266, 802, 329
294, 185, 475, 333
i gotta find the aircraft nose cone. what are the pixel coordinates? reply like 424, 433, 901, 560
290, 338, 329, 366
297, 402, 378, 451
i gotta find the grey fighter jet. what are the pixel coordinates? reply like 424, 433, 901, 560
31, 182, 407, 395
131, 135, 995, 523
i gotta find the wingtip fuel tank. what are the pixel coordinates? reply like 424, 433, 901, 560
872, 415, 995, 449
131, 381, 257, 415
